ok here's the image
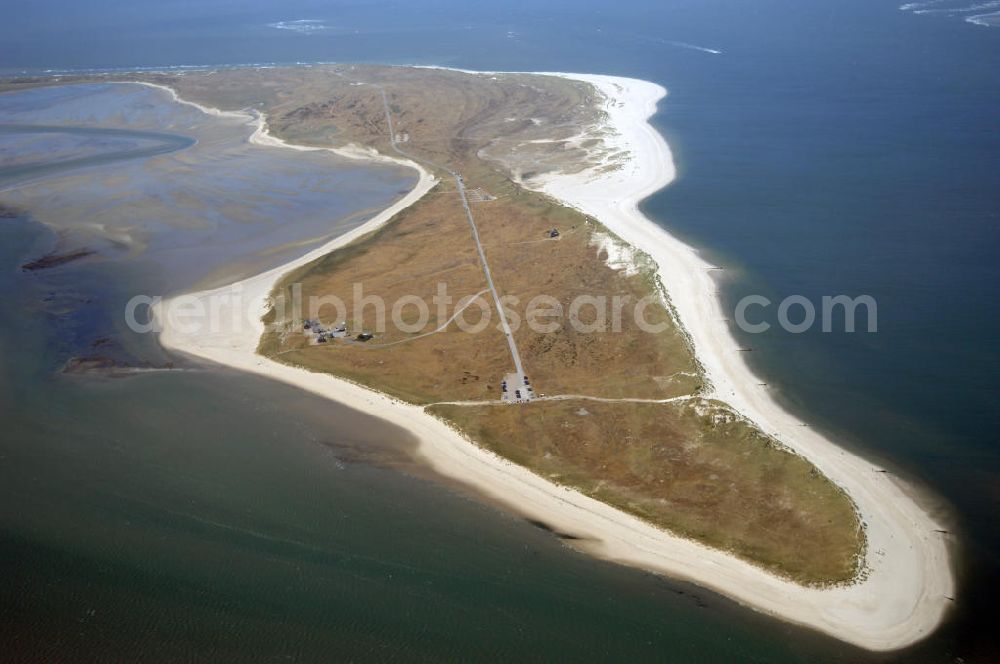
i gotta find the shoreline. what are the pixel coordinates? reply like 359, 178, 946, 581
530, 73, 955, 648
148, 72, 953, 650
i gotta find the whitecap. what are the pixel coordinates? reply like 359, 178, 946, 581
967, 9, 1000, 24
267, 20, 332, 35
663, 40, 723, 55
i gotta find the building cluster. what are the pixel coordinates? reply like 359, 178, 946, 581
304, 319, 373, 344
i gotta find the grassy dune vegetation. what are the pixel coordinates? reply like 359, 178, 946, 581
259, 173, 700, 404
430, 399, 863, 584
123, 65, 863, 584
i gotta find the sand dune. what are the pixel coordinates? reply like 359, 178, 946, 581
151, 72, 954, 651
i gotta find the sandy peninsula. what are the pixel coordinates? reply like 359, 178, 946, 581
151, 71, 954, 651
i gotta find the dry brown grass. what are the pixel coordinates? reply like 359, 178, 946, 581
260, 174, 702, 403
430, 398, 863, 585
46, 64, 861, 584
260, 183, 511, 404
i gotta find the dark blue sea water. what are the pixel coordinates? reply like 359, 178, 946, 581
2, 1, 998, 661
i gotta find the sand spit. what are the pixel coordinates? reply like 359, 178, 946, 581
150, 73, 953, 651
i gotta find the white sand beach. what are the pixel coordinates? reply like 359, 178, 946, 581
151, 73, 954, 651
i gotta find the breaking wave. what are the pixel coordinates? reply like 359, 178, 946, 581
661, 40, 723, 55
267, 20, 333, 35
899, 0, 1000, 27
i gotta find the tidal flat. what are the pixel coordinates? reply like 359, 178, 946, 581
1, 83, 416, 294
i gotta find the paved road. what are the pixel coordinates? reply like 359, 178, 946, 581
378, 88, 528, 381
